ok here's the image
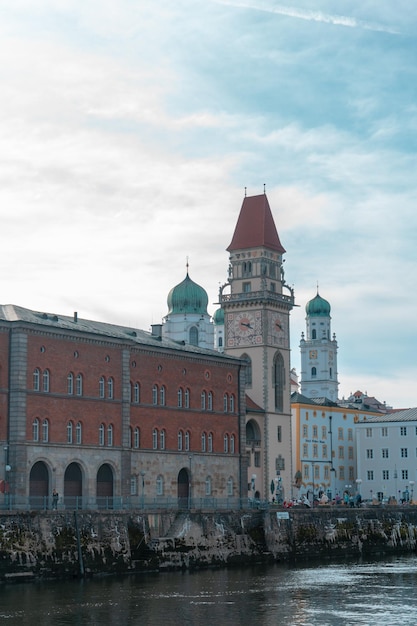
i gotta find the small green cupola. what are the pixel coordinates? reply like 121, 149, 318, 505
167, 272, 209, 316
305, 292, 331, 317
212, 307, 224, 325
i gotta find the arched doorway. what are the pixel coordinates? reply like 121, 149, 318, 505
97, 463, 114, 509
177, 468, 190, 508
64, 462, 83, 509
29, 461, 49, 508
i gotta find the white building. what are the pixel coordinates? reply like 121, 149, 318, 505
356, 408, 417, 503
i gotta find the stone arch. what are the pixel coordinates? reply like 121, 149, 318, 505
97, 463, 114, 508
29, 460, 50, 508
64, 462, 83, 508
177, 467, 190, 508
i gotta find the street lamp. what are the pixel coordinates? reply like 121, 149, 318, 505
409, 480, 415, 504
140, 471, 145, 509
355, 479, 362, 495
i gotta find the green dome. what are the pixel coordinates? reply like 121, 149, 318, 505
167, 272, 209, 315
213, 307, 224, 325
305, 293, 331, 317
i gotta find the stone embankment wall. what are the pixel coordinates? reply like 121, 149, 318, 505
0, 506, 416, 582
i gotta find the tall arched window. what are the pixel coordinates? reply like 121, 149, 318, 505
42, 419, 49, 442
99, 423, 105, 446
184, 388, 190, 408
311, 367, 317, 378
185, 430, 190, 451
67, 372, 74, 395
67, 421, 73, 444
152, 428, 158, 450
107, 377, 114, 399
99, 377, 105, 398
208, 391, 213, 411
229, 394, 235, 413
201, 431, 207, 452
152, 385, 158, 405
134, 382, 140, 403
42, 369, 50, 392
134, 427, 140, 449
32, 418, 39, 442
159, 385, 166, 406
223, 393, 228, 412
224, 434, 229, 453
33, 368, 40, 391
208, 432, 213, 452
178, 430, 183, 451
107, 424, 113, 447
189, 326, 198, 346
76, 422, 82, 444
160, 429, 165, 450
76, 373, 83, 396
273, 352, 285, 412
230, 434, 235, 454
177, 387, 183, 408
242, 354, 252, 386
201, 391, 206, 410
312, 329, 317, 339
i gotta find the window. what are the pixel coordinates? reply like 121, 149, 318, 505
185, 431, 190, 451
33, 368, 40, 391
367, 470, 374, 480
401, 448, 408, 458
32, 418, 39, 442
67, 421, 73, 444
201, 391, 206, 410
242, 354, 252, 386
76, 422, 82, 445
312, 425, 318, 438
303, 444, 308, 457
339, 466, 345, 480
338, 446, 344, 459
402, 469, 409, 480
43, 369, 50, 392
348, 447, 354, 460
223, 394, 228, 412
348, 429, 353, 441
314, 465, 320, 479
130, 476, 137, 496
159, 386, 166, 406
254, 451, 261, 467
303, 465, 309, 479
201, 432, 206, 452
67, 372, 74, 395
152, 385, 158, 405
227, 477, 233, 496
338, 428, 343, 440
99, 377, 105, 399
230, 395, 235, 413
303, 425, 308, 437
189, 326, 198, 346
208, 432, 213, 452
156, 475, 164, 496
224, 434, 229, 453
205, 476, 212, 496
322, 426, 327, 438
42, 419, 49, 442
322, 444, 328, 458
311, 367, 317, 378
134, 427, 140, 449
178, 430, 183, 451
366, 449, 373, 459
134, 383, 140, 404
99, 424, 105, 446
277, 425, 282, 442
107, 377, 114, 399
382, 470, 389, 480
313, 444, 318, 458
160, 429, 165, 450
230, 434, 235, 454
178, 388, 183, 408
107, 424, 113, 447
152, 429, 158, 450
382, 448, 389, 458
312, 329, 317, 339
184, 388, 190, 408
274, 353, 285, 412
76, 373, 83, 396
242, 282, 251, 293
400, 427, 407, 436
324, 466, 329, 479
349, 467, 354, 481
366, 428, 372, 438
208, 391, 213, 411
382, 427, 388, 437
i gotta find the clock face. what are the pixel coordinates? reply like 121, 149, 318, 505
227, 311, 262, 346
270, 312, 288, 346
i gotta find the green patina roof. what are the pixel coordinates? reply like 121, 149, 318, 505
305, 293, 331, 317
213, 307, 224, 325
167, 272, 209, 315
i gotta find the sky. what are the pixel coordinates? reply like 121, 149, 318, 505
1, 0, 416, 409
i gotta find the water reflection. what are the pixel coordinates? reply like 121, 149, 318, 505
1, 555, 417, 625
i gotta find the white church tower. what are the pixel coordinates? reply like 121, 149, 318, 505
300, 291, 339, 401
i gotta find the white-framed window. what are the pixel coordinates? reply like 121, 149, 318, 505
338, 427, 343, 440
130, 476, 137, 496
366, 428, 372, 437
134, 427, 140, 449
303, 444, 308, 457
185, 431, 190, 451
348, 428, 353, 441
33, 368, 40, 391
160, 386, 166, 406
348, 446, 353, 460
208, 392, 213, 411
76, 422, 82, 445
230, 395, 235, 413
208, 432, 213, 452
201, 391, 206, 410
401, 426, 407, 436
178, 388, 183, 408
382, 470, 389, 480
338, 446, 344, 459
322, 426, 327, 438
303, 465, 309, 479
67, 372, 74, 395
230, 434, 235, 454
201, 432, 206, 452
160, 429, 165, 450
382, 448, 389, 458
99, 377, 105, 399
303, 425, 308, 437
366, 449, 373, 459
224, 434, 229, 453
178, 430, 183, 451
184, 388, 190, 408
205, 476, 212, 496
313, 425, 318, 438
152, 385, 158, 405
323, 444, 328, 458
367, 470, 374, 480
223, 394, 228, 412
42, 419, 49, 442
43, 369, 50, 392
107, 424, 113, 447
313, 444, 318, 458
67, 421, 73, 444
156, 475, 164, 496
32, 418, 39, 442
99, 423, 105, 446
76, 373, 83, 396
134, 382, 140, 404
227, 477, 233, 496
382, 427, 388, 437
107, 377, 114, 399
152, 428, 158, 450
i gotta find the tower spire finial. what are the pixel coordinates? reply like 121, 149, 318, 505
263, 183, 266, 194
244, 186, 247, 197
186, 256, 189, 275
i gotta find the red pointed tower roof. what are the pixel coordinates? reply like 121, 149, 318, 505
227, 194, 286, 253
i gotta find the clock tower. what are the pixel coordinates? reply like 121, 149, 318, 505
220, 192, 295, 502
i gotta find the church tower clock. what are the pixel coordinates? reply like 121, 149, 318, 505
220, 192, 295, 503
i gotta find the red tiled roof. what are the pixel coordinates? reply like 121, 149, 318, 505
227, 194, 286, 253
245, 394, 265, 412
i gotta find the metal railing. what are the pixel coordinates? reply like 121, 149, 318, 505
0, 495, 270, 512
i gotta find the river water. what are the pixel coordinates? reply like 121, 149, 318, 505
1, 554, 417, 625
